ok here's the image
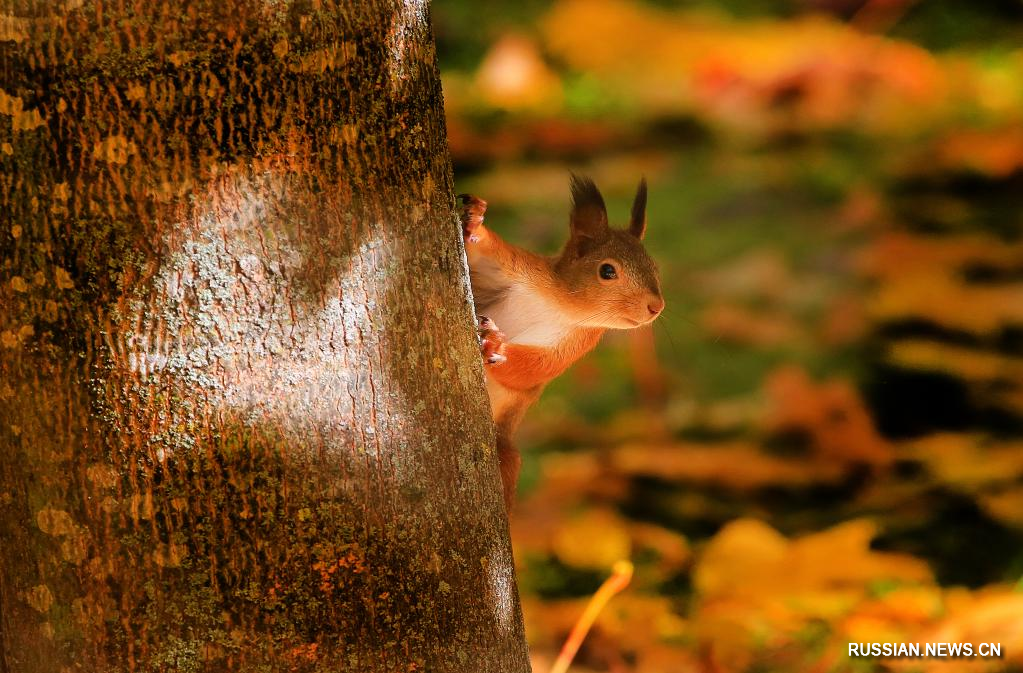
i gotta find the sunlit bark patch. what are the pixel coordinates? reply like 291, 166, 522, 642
485, 542, 518, 631
110, 171, 407, 453
387, 0, 429, 90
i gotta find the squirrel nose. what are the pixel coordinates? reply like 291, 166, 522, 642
647, 297, 665, 316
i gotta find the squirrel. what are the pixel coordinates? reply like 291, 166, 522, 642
458, 174, 664, 509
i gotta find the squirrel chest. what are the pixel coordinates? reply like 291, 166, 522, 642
476, 281, 603, 423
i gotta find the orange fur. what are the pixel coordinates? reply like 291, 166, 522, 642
458, 178, 662, 510
465, 219, 547, 277
469, 221, 608, 509
487, 334, 603, 392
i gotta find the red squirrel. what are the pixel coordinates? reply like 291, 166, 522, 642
459, 175, 664, 508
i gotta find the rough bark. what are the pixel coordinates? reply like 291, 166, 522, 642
0, 1, 530, 671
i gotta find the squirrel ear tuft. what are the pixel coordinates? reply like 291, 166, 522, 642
629, 177, 647, 240
569, 173, 608, 241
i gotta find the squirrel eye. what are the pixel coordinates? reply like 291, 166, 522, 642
599, 263, 617, 280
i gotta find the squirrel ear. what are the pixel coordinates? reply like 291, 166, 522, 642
629, 177, 647, 240
569, 174, 608, 242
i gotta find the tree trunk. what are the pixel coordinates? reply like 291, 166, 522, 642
0, 1, 531, 671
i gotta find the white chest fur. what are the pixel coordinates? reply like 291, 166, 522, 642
485, 284, 573, 348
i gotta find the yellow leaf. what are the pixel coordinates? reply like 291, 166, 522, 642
693, 518, 788, 597
907, 434, 1023, 493
611, 441, 847, 490
979, 488, 1023, 528
553, 509, 630, 571
762, 366, 894, 467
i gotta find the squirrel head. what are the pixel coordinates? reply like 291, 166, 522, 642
555, 174, 664, 329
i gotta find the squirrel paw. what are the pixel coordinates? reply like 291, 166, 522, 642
477, 315, 507, 365
458, 193, 487, 244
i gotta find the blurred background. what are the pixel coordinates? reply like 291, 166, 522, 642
433, 1, 1023, 670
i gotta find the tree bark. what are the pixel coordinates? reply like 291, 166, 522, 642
0, 1, 530, 671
